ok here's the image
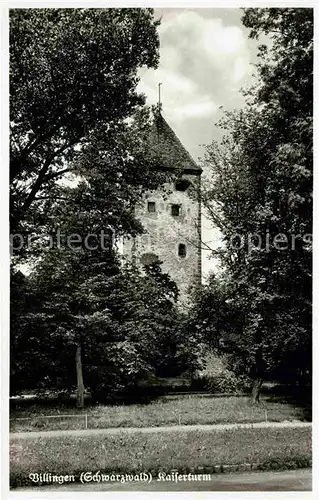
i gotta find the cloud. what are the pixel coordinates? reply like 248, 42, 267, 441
179, 100, 217, 119
138, 9, 252, 129
233, 56, 250, 83
201, 22, 245, 56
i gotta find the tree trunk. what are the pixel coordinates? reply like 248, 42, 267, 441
251, 378, 263, 402
75, 341, 85, 409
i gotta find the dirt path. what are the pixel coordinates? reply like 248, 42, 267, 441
10, 420, 311, 440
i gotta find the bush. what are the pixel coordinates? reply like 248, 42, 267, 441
193, 352, 251, 394
204, 372, 250, 394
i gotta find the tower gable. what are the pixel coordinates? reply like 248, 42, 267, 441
152, 112, 202, 176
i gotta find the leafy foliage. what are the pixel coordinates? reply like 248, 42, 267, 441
199, 8, 312, 394
10, 256, 198, 401
10, 9, 199, 403
10, 8, 160, 233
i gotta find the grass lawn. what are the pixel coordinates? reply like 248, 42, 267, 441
10, 426, 312, 488
10, 395, 308, 433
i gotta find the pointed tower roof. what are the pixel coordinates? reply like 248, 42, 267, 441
153, 110, 202, 175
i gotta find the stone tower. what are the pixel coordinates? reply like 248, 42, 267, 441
123, 112, 202, 304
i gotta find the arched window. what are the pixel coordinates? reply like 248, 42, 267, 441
178, 243, 186, 258
175, 179, 191, 192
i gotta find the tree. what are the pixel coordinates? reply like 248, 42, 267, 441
11, 252, 198, 404
186, 273, 232, 352
201, 8, 312, 400
10, 9, 199, 405
10, 8, 160, 232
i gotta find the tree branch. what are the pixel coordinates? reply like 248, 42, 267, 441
18, 142, 76, 222
43, 168, 75, 182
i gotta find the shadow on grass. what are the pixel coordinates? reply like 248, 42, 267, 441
262, 384, 312, 422
10, 388, 166, 416
10, 382, 312, 423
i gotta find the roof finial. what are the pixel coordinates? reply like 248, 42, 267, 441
158, 82, 162, 112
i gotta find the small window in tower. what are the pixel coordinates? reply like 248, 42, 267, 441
148, 201, 156, 213
178, 243, 186, 258
175, 179, 191, 191
171, 204, 181, 216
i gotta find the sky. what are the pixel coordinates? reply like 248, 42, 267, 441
137, 8, 260, 280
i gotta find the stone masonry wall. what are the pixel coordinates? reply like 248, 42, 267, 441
123, 173, 201, 305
